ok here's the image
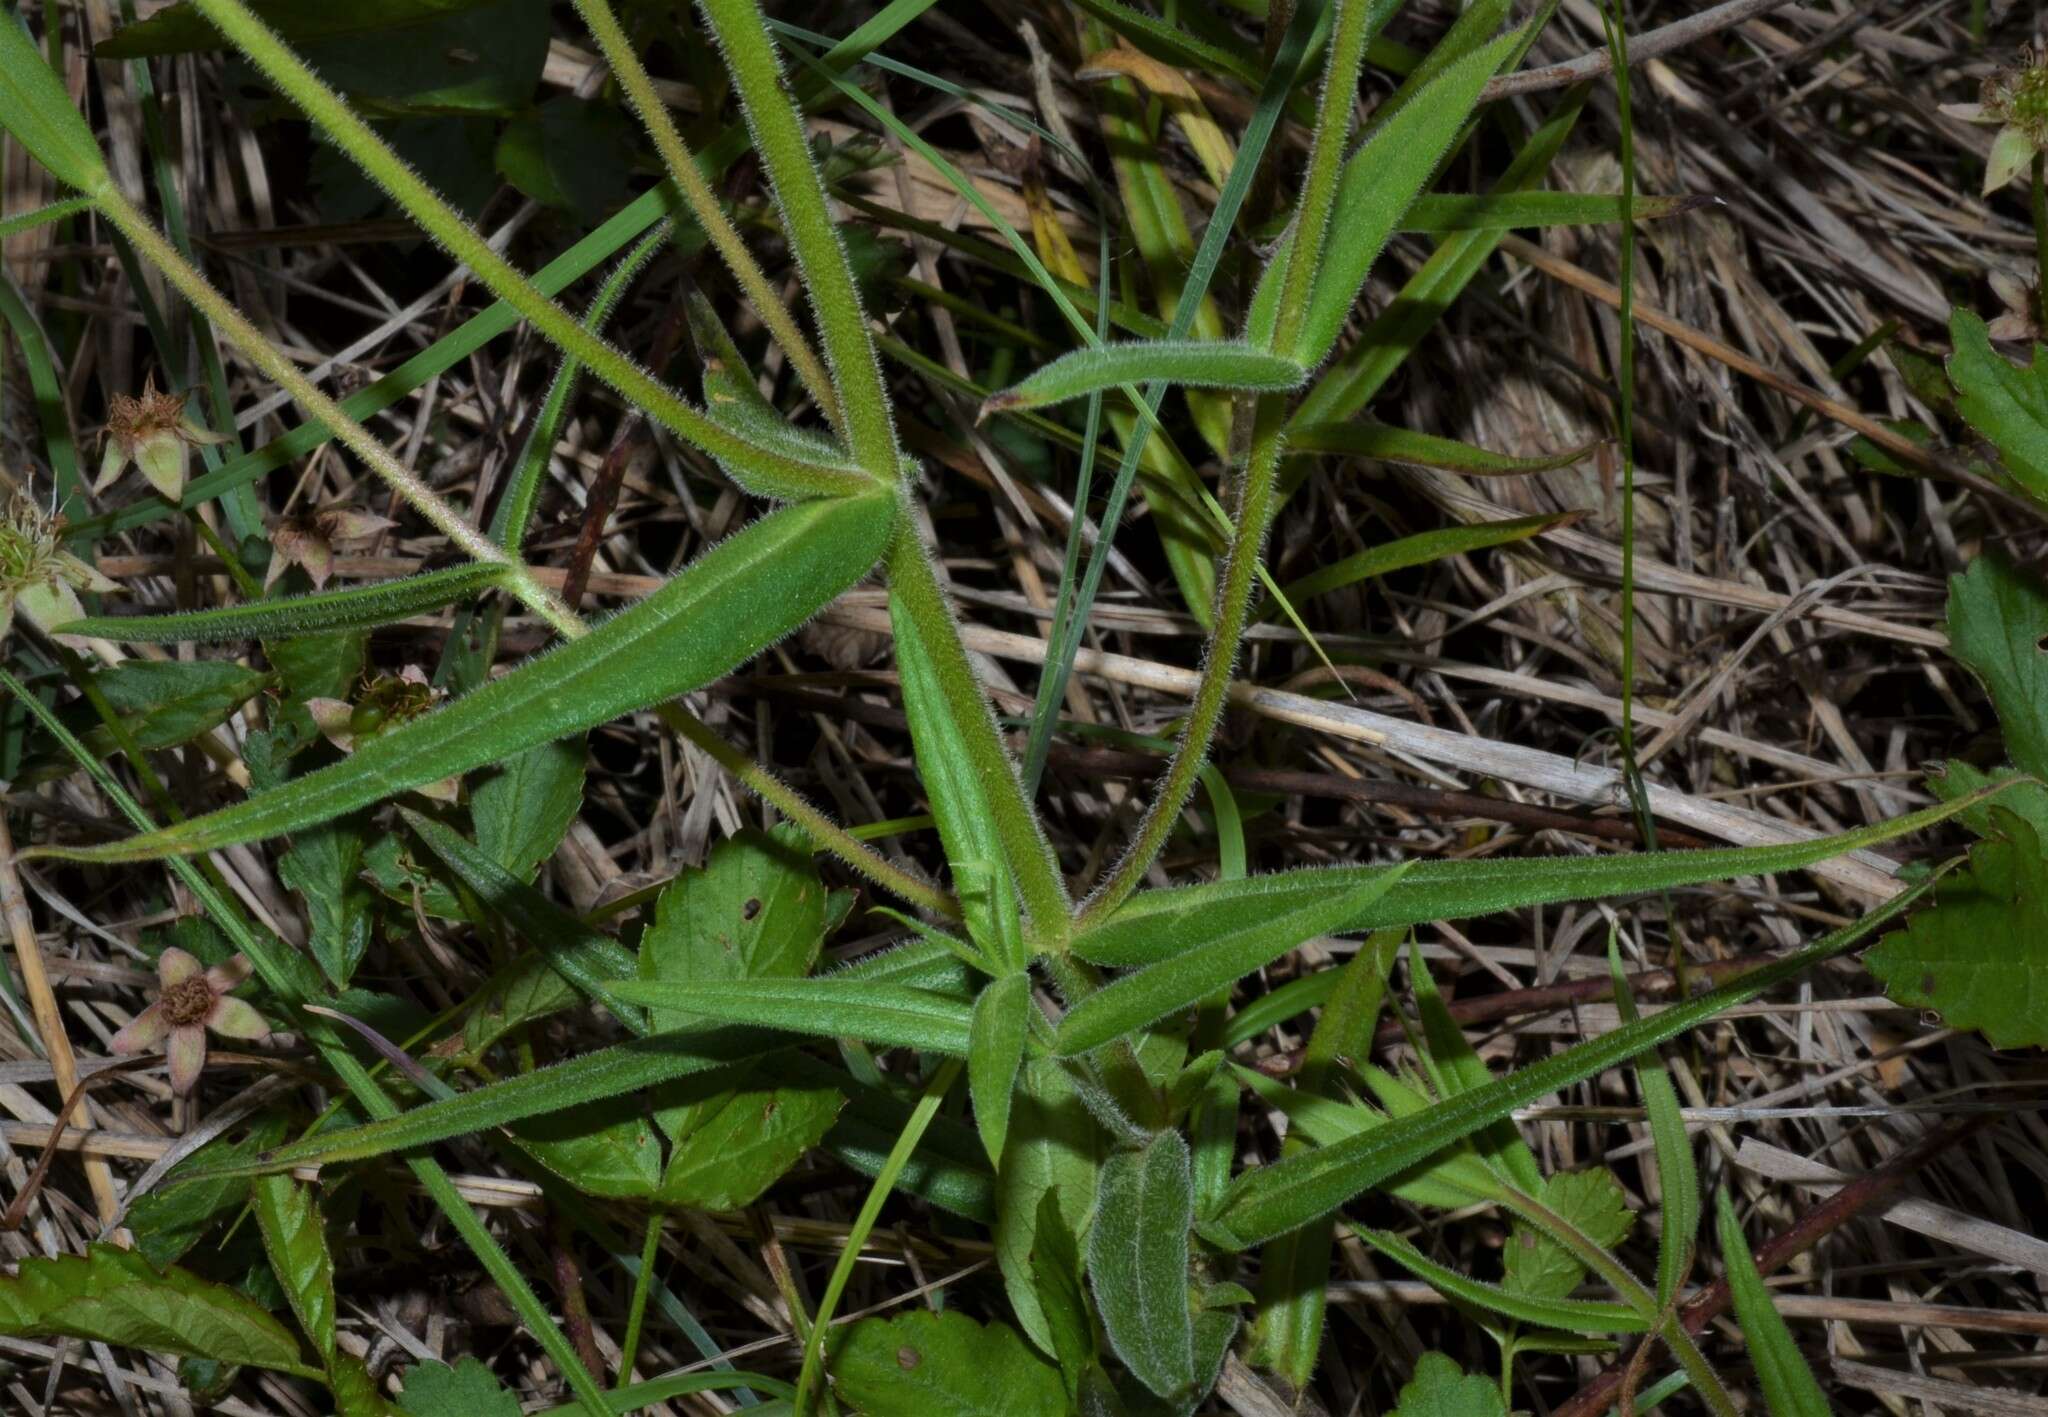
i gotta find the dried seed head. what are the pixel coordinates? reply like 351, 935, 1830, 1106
95, 376, 228, 501
0, 490, 118, 638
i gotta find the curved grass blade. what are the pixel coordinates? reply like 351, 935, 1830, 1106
1199, 883, 1928, 1250
1715, 1191, 1830, 1416
606, 978, 974, 1055
1076, 787, 1996, 968
1267, 512, 1575, 617
1609, 932, 1700, 1308
1056, 868, 1406, 1055
1403, 190, 1710, 232
0, 269, 85, 510
1288, 421, 1600, 475
35, 494, 895, 862
1352, 1224, 1648, 1334
0, 194, 94, 242
60, 564, 506, 644
980, 341, 1305, 421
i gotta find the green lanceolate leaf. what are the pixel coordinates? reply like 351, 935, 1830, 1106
1089, 1130, 1196, 1400
829, 1309, 1066, 1416
1057, 868, 1407, 1055
0, 1243, 310, 1374
606, 978, 974, 1055
1948, 307, 2048, 508
60, 564, 506, 643
980, 340, 1306, 420
1076, 791, 1993, 968
1609, 934, 1701, 1306
1287, 30, 1523, 367
1864, 808, 2048, 1048
1715, 1191, 1830, 1417
1409, 941, 1544, 1195
1029, 1188, 1095, 1392
968, 971, 1032, 1166
41, 493, 894, 861
1287, 420, 1600, 475
1352, 1224, 1647, 1334
253, 1175, 338, 1360
1389, 1352, 1507, 1417
997, 1056, 1104, 1357
1200, 883, 1927, 1250
0, 14, 112, 193
1270, 512, 1575, 615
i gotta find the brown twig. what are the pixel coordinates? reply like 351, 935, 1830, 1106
1480, 0, 1803, 101
1552, 1114, 1999, 1417
0, 813, 118, 1225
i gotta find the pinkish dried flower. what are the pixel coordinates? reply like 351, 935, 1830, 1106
110, 948, 269, 1095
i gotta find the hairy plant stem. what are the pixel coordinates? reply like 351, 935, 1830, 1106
188, 0, 857, 499
1080, 396, 1288, 924
1505, 1191, 1740, 1417
93, 185, 583, 639
1269, 0, 1374, 354
695, 0, 899, 477
570, 0, 843, 435
653, 700, 956, 919
886, 524, 1072, 941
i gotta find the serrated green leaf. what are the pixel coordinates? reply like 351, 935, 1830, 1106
639, 826, 831, 1029
608, 978, 974, 1054
253, 1175, 338, 1359
655, 1084, 842, 1210
41, 494, 895, 862
1201, 885, 1926, 1250
331, 1352, 403, 1416
830, 1308, 1066, 1416
1079, 792, 1990, 968
998, 1057, 1104, 1357
1090, 1130, 1196, 1400
55, 660, 270, 762
981, 341, 1305, 420
1287, 30, 1522, 366
62, 564, 505, 643
1353, 1224, 1647, 1333
1058, 869, 1405, 1054
1944, 557, 2048, 780
1715, 1191, 1830, 1417
968, 972, 1032, 1166
0, 15, 111, 193
1948, 308, 2048, 508
1865, 809, 2048, 1048
1390, 1352, 1507, 1417
396, 1356, 522, 1417
517, 1096, 666, 1198
279, 820, 373, 989
1503, 1168, 1635, 1302
0, 1243, 308, 1373
469, 737, 584, 882
128, 1116, 290, 1266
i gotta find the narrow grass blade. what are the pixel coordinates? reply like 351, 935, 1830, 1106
1609, 933, 1700, 1307
60, 565, 506, 644
1403, 190, 1709, 232
1269, 512, 1574, 615
1353, 1224, 1649, 1333
606, 978, 973, 1056
1715, 1191, 1831, 1416
35, 494, 894, 861
1201, 882, 1928, 1250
